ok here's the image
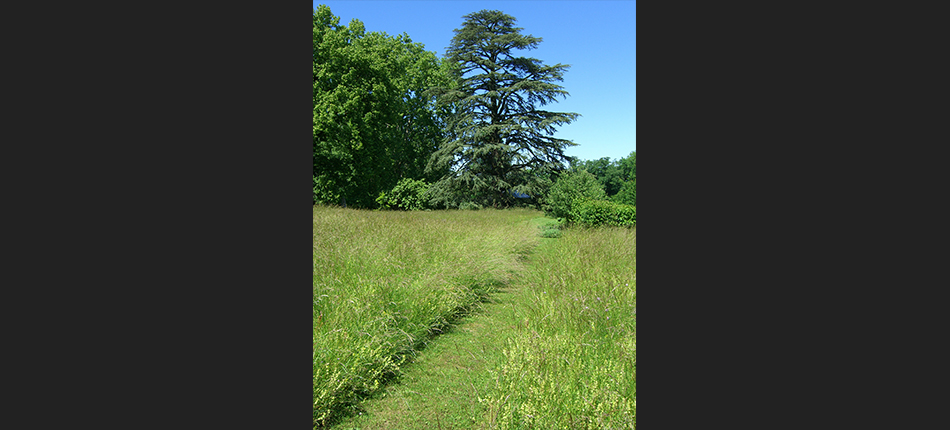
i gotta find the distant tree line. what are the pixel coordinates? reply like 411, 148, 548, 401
314, 5, 634, 213
570, 153, 635, 198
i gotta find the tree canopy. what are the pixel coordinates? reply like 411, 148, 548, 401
313, 5, 449, 207
571, 151, 635, 197
427, 9, 580, 208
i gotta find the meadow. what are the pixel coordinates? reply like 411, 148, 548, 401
482, 223, 636, 428
314, 206, 636, 428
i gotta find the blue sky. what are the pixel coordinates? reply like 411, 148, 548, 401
314, 1, 636, 162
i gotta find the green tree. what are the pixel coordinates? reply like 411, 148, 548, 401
313, 6, 449, 207
619, 151, 636, 181
613, 151, 635, 206
613, 177, 636, 206
543, 169, 606, 220
572, 157, 624, 196
428, 9, 580, 208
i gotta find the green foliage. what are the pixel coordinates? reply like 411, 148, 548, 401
425, 178, 473, 209
313, 176, 326, 204
427, 9, 579, 208
458, 201, 482, 211
619, 150, 636, 181
314, 5, 450, 208
543, 169, 606, 220
573, 157, 624, 196
570, 199, 636, 227
570, 151, 635, 197
376, 178, 430, 211
506, 165, 558, 210
613, 177, 636, 206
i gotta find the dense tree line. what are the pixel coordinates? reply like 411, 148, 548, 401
570, 152, 635, 197
314, 5, 634, 211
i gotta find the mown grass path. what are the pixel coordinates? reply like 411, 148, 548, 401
333, 261, 537, 429
334, 217, 636, 429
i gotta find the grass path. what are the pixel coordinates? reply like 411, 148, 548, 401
334, 216, 636, 429
314, 207, 541, 426
333, 239, 552, 429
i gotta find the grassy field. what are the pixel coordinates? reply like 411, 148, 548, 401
314, 206, 636, 429
313, 206, 540, 426
482, 225, 636, 428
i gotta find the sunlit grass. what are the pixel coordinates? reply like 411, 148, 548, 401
313, 206, 540, 427
482, 226, 636, 429
315, 207, 636, 429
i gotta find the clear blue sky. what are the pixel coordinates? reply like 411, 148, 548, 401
314, 0, 636, 162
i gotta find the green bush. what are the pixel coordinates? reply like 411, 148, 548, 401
376, 178, 430, 210
543, 169, 606, 220
612, 178, 636, 206
569, 199, 636, 227
458, 201, 482, 211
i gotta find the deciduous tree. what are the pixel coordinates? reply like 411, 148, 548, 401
313, 5, 449, 207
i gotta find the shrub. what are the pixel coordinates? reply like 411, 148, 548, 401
376, 178, 430, 210
458, 201, 482, 211
569, 199, 636, 227
612, 178, 636, 206
542, 169, 606, 220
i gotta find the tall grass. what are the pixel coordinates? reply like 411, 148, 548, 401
313, 206, 539, 427
482, 227, 637, 429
